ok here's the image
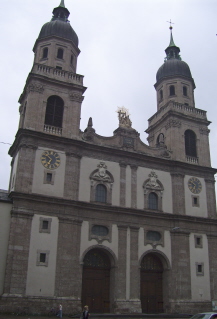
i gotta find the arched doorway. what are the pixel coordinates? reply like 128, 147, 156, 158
82, 249, 111, 313
140, 253, 163, 313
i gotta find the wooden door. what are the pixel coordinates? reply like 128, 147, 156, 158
141, 271, 163, 313
140, 254, 163, 313
82, 249, 110, 313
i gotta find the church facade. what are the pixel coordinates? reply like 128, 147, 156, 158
0, 0, 217, 315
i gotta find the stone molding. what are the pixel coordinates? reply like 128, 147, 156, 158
199, 127, 210, 135
27, 81, 44, 94
119, 161, 127, 168
89, 222, 112, 244
65, 151, 82, 159
18, 143, 38, 151
11, 210, 34, 219
117, 224, 128, 230
69, 92, 84, 102
165, 119, 181, 130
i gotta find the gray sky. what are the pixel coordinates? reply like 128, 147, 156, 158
0, 0, 217, 190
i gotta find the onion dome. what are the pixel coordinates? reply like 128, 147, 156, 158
36, 0, 78, 47
156, 26, 193, 84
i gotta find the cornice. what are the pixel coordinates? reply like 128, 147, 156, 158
9, 191, 217, 228
9, 129, 217, 177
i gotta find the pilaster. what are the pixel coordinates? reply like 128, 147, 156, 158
119, 161, 127, 207
207, 234, 217, 300
169, 230, 191, 303
114, 225, 128, 311
129, 227, 141, 306
205, 178, 217, 218
64, 152, 81, 200
15, 144, 37, 193
3, 210, 34, 295
171, 172, 185, 215
130, 165, 138, 209
55, 217, 82, 299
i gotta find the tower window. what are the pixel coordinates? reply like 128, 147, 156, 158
159, 90, 163, 100
169, 85, 175, 96
57, 48, 64, 59
42, 47, 48, 59
70, 55, 73, 65
45, 95, 64, 128
183, 86, 188, 96
95, 184, 107, 203
185, 129, 197, 157
196, 262, 204, 276
148, 192, 158, 210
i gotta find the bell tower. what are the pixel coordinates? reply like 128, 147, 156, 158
18, 0, 86, 138
146, 26, 211, 167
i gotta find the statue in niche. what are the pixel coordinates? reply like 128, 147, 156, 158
117, 107, 132, 128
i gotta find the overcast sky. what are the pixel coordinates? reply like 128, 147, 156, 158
0, 0, 217, 191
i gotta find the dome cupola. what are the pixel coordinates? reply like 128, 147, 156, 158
33, 0, 80, 73
154, 26, 195, 110
34, 0, 79, 49
156, 27, 193, 83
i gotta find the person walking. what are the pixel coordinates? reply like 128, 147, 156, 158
82, 305, 90, 319
57, 304, 62, 318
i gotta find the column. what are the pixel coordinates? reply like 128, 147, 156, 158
170, 172, 185, 215
4, 210, 34, 294
119, 161, 127, 207
205, 178, 217, 218
130, 165, 138, 209
64, 152, 81, 200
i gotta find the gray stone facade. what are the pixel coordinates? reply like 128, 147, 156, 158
0, 1, 217, 316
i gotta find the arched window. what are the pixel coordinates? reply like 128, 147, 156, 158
160, 90, 163, 100
95, 184, 107, 203
42, 47, 48, 59
183, 86, 187, 96
45, 96, 64, 128
185, 130, 197, 157
169, 85, 175, 96
57, 48, 64, 59
148, 192, 158, 210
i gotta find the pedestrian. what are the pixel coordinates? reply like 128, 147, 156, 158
57, 304, 62, 318
82, 305, 90, 319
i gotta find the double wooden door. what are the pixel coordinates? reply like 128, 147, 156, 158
140, 271, 163, 313
82, 268, 110, 313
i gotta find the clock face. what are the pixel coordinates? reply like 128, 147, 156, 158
41, 150, 61, 170
188, 177, 202, 194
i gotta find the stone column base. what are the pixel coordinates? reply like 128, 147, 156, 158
169, 300, 212, 313
113, 299, 142, 313
0, 295, 82, 315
